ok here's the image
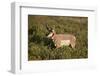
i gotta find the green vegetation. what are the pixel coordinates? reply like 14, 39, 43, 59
28, 15, 88, 60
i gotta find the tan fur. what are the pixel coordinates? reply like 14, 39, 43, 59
47, 30, 76, 48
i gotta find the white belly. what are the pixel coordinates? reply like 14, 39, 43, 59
60, 40, 70, 46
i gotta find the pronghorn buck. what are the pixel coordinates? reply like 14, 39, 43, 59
46, 25, 76, 48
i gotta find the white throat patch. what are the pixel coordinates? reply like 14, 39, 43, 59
47, 33, 53, 38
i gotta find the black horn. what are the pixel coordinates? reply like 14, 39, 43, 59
46, 24, 52, 32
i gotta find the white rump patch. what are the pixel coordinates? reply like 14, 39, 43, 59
60, 40, 70, 46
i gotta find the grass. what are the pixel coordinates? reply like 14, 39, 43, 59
28, 15, 88, 60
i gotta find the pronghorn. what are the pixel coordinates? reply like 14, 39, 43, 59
46, 25, 76, 48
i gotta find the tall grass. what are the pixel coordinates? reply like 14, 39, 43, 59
28, 15, 88, 60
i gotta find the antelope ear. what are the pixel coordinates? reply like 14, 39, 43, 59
52, 29, 55, 32
52, 29, 56, 34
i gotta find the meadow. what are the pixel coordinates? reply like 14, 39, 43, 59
28, 15, 88, 60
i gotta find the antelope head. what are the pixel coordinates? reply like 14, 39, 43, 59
47, 30, 55, 39
46, 24, 56, 39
